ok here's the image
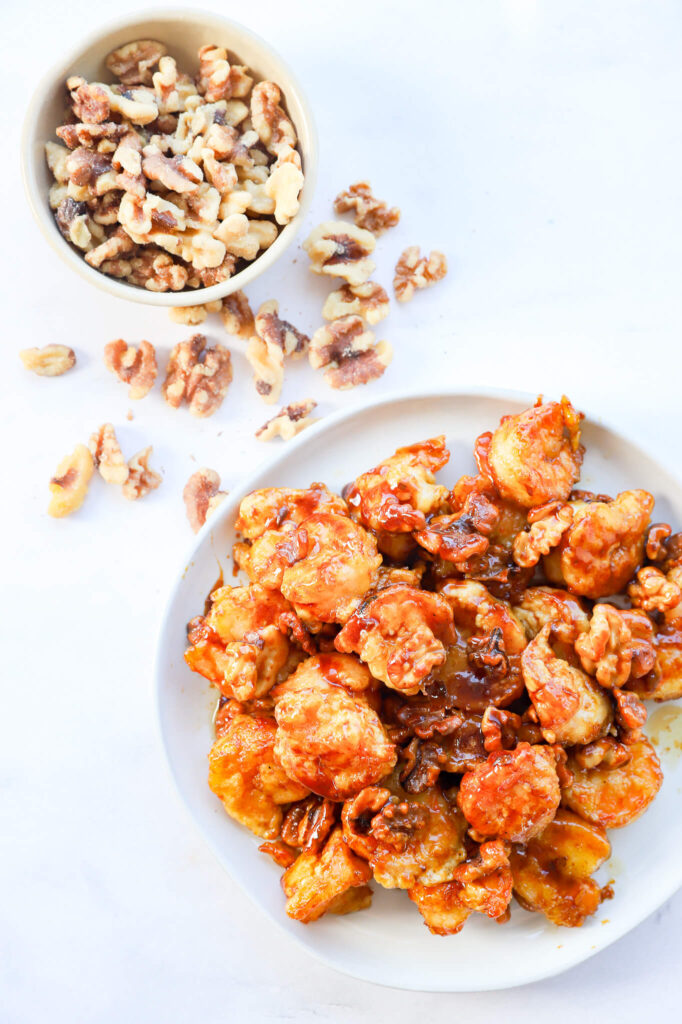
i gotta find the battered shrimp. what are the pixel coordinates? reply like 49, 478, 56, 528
457, 743, 561, 843
627, 621, 682, 702
208, 712, 308, 839
335, 584, 455, 695
273, 655, 396, 800
544, 490, 654, 599
513, 586, 589, 644
483, 397, 584, 508
562, 738, 663, 828
343, 436, 450, 533
438, 580, 527, 654
235, 483, 347, 539
521, 624, 612, 745
281, 827, 372, 922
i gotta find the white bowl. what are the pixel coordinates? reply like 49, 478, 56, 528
21, 8, 317, 306
155, 388, 682, 991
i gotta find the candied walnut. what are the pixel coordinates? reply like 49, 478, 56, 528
510, 809, 611, 927
485, 397, 584, 508
255, 300, 309, 359
342, 784, 467, 889
183, 468, 226, 532
334, 181, 400, 235
121, 446, 161, 500
612, 687, 647, 735
48, 443, 94, 518
513, 586, 589, 644
438, 580, 527, 654
303, 221, 376, 286
575, 604, 655, 687
545, 490, 654, 598
220, 290, 254, 337
393, 246, 447, 302
162, 333, 232, 417
572, 736, 632, 771
562, 738, 662, 829
208, 712, 308, 839
410, 840, 512, 935
415, 490, 499, 565
281, 827, 371, 923
458, 743, 561, 843
628, 566, 681, 612
344, 436, 450, 534
169, 299, 222, 325
628, 620, 682, 701
335, 584, 455, 695
250, 81, 296, 156
246, 334, 283, 404
103, 338, 157, 399
512, 502, 573, 567
309, 314, 373, 369
521, 624, 612, 745
88, 423, 128, 485
322, 281, 390, 325
280, 795, 337, 853
256, 400, 317, 442
20, 345, 75, 377
235, 483, 347, 540
273, 655, 396, 800
105, 39, 166, 86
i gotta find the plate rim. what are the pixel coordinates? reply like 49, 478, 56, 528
154, 385, 682, 991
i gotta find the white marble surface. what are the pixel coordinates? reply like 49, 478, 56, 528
3, 0, 682, 1020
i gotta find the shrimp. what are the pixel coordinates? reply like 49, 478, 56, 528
513, 586, 589, 645
521, 624, 612, 745
235, 483, 347, 539
281, 827, 372, 922
562, 738, 663, 828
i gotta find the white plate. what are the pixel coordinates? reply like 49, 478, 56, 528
155, 388, 682, 991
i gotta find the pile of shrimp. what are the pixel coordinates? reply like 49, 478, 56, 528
184, 396, 682, 933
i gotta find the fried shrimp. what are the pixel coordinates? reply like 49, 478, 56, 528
562, 738, 663, 828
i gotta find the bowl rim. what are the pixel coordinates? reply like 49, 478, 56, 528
20, 6, 318, 307
153, 384, 682, 991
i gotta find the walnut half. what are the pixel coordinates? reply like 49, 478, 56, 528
303, 221, 376, 286
122, 446, 162, 500
88, 423, 129, 485
162, 334, 232, 417
183, 468, 227, 532
20, 345, 76, 377
394, 246, 447, 302
48, 444, 94, 518
103, 339, 158, 399
333, 181, 400, 235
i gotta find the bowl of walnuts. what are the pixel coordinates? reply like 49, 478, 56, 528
21, 9, 317, 306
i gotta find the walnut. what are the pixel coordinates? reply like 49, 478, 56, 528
333, 181, 400, 235
256, 400, 317, 441
246, 335, 284, 404
69, 80, 111, 124
103, 339, 158, 399
142, 147, 203, 193
512, 503, 573, 567
264, 160, 304, 225
280, 796, 337, 852
198, 255, 237, 287
250, 81, 296, 156
220, 290, 255, 337
56, 122, 127, 149
628, 566, 682, 612
162, 333, 232, 416
48, 444, 94, 518
88, 423, 129, 485
85, 227, 136, 269
575, 603, 653, 688
121, 446, 162, 500
322, 282, 390, 326
197, 45, 253, 102
127, 250, 189, 291
183, 468, 227, 532
169, 300, 222, 325
394, 246, 447, 302
646, 523, 672, 561
309, 315, 374, 369
303, 221, 376, 285
255, 300, 309, 359
54, 197, 102, 250
20, 345, 75, 377
105, 39, 167, 86
45, 141, 72, 183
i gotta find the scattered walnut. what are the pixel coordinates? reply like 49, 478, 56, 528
255, 300, 309, 359
246, 335, 284, 404
322, 282, 390, 326
256, 400, 318, 441
20, 345, 75, 377
183, 468, 227, 531
162, 333, 233, 417
48, 444, 94, 518
513, 503, 573, 567
394, 246, 447, 302
88, 423, 129, 485
628, 566, 682, 613
169, 300, 222, 325
303, 221, 376, 286
105, 39, 167, 86
121, 446, 162, 500
103, 339, 158, 399
324, 340, 393, 390
309, 315, 374, 370
220, 290, 255, 337
333, 181, 400, 235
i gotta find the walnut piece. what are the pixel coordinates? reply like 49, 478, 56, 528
105, 40, 167, 86
121, 446, 162, 500
333, 181, 400, 235
322, 282, 390, 326
325, 340, 393, 390
255, 300, 309, 359
246, 335, 284, 404
162, 333, 232, 417
309, 315, 374, 369
20, 345, 75, 377
88, 423, 129, 485
183, 468, 227, 531
103, 339, 158, 399
256, 400, 317, 441
303, 221, 376, 286
169, 299, 222, 325
394, 246, 447, 302
220, 290, 255, 337
48, 444, 94, 518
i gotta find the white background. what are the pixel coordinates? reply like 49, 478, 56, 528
3, 0, 682, 1020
